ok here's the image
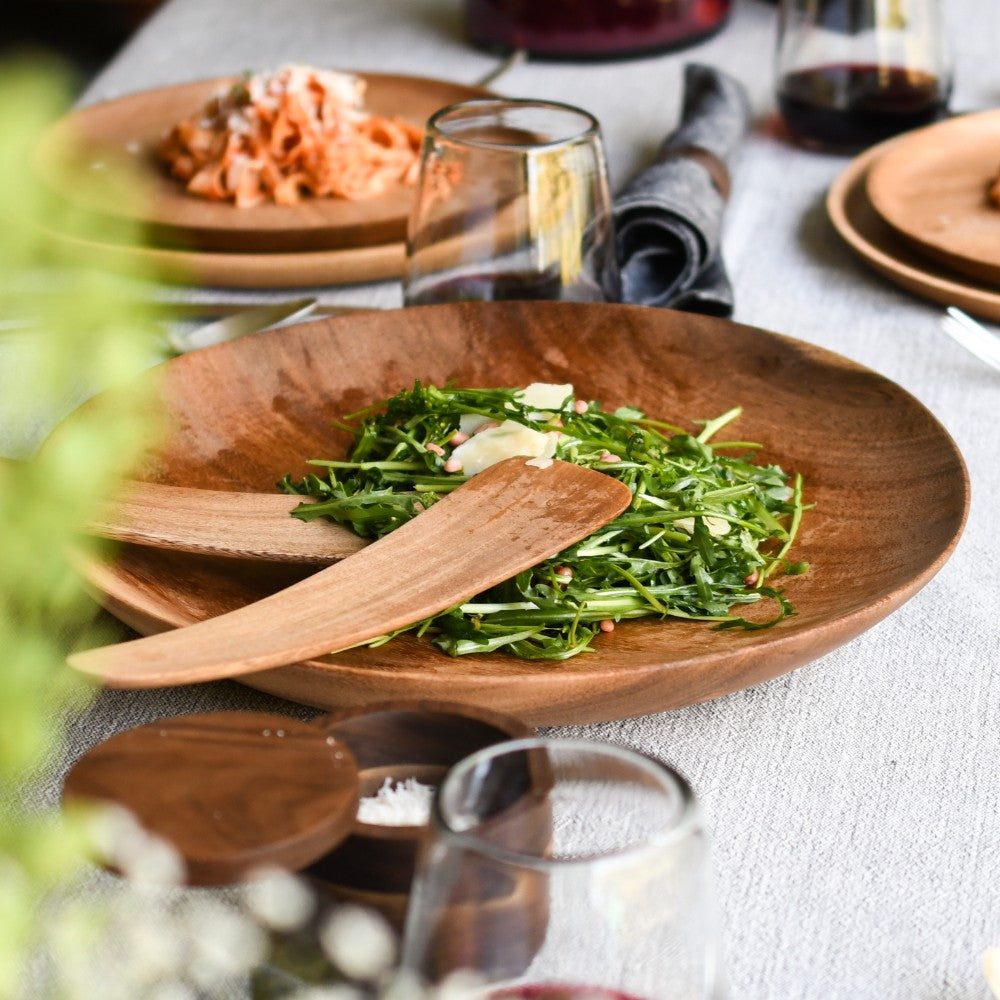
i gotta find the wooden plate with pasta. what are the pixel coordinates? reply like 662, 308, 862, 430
36, 71, 491, 254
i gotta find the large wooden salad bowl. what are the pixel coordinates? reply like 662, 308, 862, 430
75, 302, 969, 724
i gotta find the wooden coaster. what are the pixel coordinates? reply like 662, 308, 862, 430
63, 711, 359, 886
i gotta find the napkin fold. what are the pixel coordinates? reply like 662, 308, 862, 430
613, 63, 751, 317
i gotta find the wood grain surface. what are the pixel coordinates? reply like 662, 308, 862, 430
68, 458, 631, 687
40, 227, 406, 289
61, 711, 359, 886
865, 110, 1000, 287
64, 301, 970, 724
828, 140, 1000, 322
90, 481, 367, 563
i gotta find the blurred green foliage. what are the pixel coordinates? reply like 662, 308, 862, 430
0, 56, 163, 998
0, 60, 411, 1000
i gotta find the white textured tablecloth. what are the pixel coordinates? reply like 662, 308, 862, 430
32, 1, 1000, 998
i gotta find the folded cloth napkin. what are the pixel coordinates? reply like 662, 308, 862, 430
613, 63, 751, 316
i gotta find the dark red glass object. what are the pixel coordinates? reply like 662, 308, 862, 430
777, 62, 948, 150
464, 0, 732, 59
489, 986, 648, 1000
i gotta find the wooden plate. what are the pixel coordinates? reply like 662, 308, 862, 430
41, 225, 404, 288
865, 110, 1000, 287
827, 138, 1000, 322
69, 302, 969, 725
36, 73, 490, 254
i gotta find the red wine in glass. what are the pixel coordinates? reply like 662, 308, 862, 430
777, 62, 948, 150
405, 266, 609, 305
489, 985, 648, 1000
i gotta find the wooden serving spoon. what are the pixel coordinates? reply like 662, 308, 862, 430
90, 482, 367, 563
68, 457, 632, 689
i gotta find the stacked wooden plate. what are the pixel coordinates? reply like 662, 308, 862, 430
36, 73, 490, 288
827, 109, 1000, 320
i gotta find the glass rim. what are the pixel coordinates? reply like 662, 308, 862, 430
426, 97, 602, 152
430, 736, 699, 870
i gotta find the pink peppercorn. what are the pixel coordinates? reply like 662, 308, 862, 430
744, 570, 759, 586
443, 458, 463, 473
574, 399, 589, 414
449, 431, 469, 445
599, 620, 615, 633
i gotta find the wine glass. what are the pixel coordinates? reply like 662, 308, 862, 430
775, 0, 952, 151
398, 738, 723, 1000
402, 99, 620, 306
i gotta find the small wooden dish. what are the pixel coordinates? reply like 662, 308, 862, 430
60, 700, 530, 921
303, 700, 532, 929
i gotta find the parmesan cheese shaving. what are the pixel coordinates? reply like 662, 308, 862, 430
675, 515, 731, 537
516, 382, 574, 411
450, 419, 559, 475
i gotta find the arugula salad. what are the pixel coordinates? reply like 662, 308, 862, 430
280, 382, 808, 661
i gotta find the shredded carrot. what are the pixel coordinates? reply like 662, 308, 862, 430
158, 65, 423, 207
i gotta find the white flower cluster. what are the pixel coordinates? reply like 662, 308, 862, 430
16, 801, 497, 1000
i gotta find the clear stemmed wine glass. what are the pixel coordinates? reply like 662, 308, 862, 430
403, 99, 620, 306
398, 738, 723, 1000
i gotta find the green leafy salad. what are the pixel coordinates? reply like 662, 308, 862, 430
280, 382, 808, 661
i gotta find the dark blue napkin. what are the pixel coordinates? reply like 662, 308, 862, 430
613, 63, 751, 317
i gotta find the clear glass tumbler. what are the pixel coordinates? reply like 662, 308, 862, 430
399, 738, 723, 1000
403, 99, 620, 306
775, 0, 952, 151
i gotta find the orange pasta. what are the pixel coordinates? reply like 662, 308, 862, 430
158, 65, 423, 207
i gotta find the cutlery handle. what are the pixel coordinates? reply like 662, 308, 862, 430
91, 482, 367, 563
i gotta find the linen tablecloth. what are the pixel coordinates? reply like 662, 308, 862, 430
13, 1, 1000, 997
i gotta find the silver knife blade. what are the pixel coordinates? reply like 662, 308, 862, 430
168, 297, 318, 353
